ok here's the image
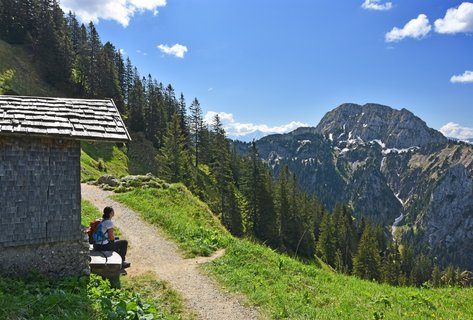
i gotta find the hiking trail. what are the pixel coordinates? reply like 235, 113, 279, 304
81, 183, 258, 320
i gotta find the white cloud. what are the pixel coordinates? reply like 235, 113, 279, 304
361, 0, 393, 11
440, 122, 473, 140
204, 111, 308, 139
435, 2, 473, 34
385, 14, 431, 42
450, 70, 473, 83
158, 44, 188, 58
60, 0, 166, 27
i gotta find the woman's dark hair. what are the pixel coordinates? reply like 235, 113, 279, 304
103, 206, 114, 220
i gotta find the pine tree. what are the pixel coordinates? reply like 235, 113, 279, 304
208, 115, 243, 236
381, 244, 401, 285
240, 141, 261, 236
87, 21, 102, 96
431, 265, 442, 288
353, 224, 381, 281
316, 212, 335, 266
410, 254, 432, 287
177, 93, 190, 144
123, 57, 134, 105
400, 243, 415, 281
156, 113, 190, 183
442, 265, 456, 287
71, 23, 89, 95
189, 98, 204, 168
278, 166, 293, 249
294, 192, 316, 258
333, 204, 357, 272
128, 70, 145, 131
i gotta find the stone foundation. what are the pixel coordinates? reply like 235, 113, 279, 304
0, 238, 90, 278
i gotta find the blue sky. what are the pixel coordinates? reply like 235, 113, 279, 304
60, 0, 473, 140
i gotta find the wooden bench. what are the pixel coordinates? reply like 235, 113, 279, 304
89, 245, 123, 278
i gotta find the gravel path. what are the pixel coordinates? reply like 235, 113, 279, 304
81, 184, 258, 320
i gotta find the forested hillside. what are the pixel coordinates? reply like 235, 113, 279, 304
1, 0, 472, 289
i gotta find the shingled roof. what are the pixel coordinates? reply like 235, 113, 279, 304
0, 95, 130, 142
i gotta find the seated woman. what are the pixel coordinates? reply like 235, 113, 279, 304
93, 206, 130, 269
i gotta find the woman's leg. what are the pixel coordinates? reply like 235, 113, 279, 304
112, 239, 128, 261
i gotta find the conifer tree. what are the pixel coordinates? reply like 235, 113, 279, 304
431, 265, 442, 287
71, 23, 89, 95
278, 166, 293, 249
257, 167, 279, 247
294, 192, 316, 258
87, 22, 101, 96
353, 224, 381, 281
381, 244, 401, 285
156, 113, 190, 183
316, 212, 335, 266
128, 70, 145, 132
240, 141, 262, 236
189, 98, 204, 168
333, 204, 357, 272
410, 254, 433, 286
209, 114, 243, 236
178, 93, 190, 144
400, 244, 415, 281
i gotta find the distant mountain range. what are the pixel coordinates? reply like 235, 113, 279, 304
448, 137, 473, 144
235, 103, 473, 270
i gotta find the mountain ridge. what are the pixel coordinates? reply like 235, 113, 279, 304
236, 103, 473, 270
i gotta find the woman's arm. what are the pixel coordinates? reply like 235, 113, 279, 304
107, 228, 115, 241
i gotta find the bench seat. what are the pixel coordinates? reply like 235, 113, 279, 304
89, 245, 122, 278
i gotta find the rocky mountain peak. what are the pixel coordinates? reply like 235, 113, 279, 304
314, 103, 447, 149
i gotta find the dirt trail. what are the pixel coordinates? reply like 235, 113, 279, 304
81, 184, 258, 320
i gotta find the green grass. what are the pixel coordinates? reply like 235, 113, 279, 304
0, 39, 62, 96
204, 240, 473, 319
81, 142, 130, 182
81, 199, 101, 226
113, 184, 473, 320
0, 273, 93, 320
121, 272, 197, 320
113, 185, 231, 257
80, 135, 162, 182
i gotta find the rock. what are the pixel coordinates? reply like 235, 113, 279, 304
314, 103, 447, 149
98, 174, 119, 187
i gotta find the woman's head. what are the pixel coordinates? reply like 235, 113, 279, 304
103, 206, 115, 220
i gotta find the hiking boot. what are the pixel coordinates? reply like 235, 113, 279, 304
122, 261, 131, 269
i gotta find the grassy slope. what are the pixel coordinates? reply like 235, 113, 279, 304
0, 40, 63, 96
80, 142, 130, 181
80, 133, 159, 182
114, 187, 473, 320
113, 185, 231, 258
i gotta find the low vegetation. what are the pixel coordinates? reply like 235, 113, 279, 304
113, 186, 231, 257
0, 40, 63, 96
0, 273, 93, 319
205, 240, 473, 319
121, 272, 197, 320
114, 184, 473, 320
80, 142, 130, 182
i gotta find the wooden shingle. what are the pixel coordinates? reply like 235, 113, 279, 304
0, 96, 131, 142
